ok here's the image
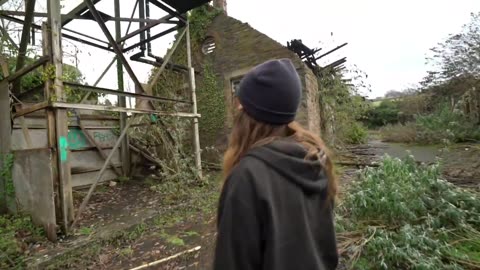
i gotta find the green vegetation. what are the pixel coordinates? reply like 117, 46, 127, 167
0, 153, 15, 208
337, 155, 480, 269
317, 68, 369, 145
379, 104, 480, 144
365, 100, 401, 127
0, 215, 43, 269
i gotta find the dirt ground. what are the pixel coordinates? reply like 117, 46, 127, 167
22, 140, 479, 269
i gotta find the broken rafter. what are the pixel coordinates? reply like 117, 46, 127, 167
323, 57, 347, 71
315, 43, 348, 60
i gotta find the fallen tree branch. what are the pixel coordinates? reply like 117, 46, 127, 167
129, 246, 201, 270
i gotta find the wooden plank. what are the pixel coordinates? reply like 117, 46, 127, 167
0, 80, 11, 213
9, 56, 49, 83
12, 148, 57, 241
71, 169, 117, 188
13, 116, 119, 129
10, 128, 121, 150
51, 102, 201, 118
49, 0, 74, 233
42, 23, 62, 236
76, 114, 122, 176
19, 116, 33, 148
70, 149, 121, 173
13, 101, 48, 118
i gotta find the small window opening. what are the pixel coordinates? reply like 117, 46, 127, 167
231, 78, 242, 103
202, 37, 216, 55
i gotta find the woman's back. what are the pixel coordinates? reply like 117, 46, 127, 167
214, 58, 338, 270
215, 139, 338, 270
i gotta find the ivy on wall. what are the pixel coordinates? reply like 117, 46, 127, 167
317, 68, 369, 146
0, 153, 15, 208
148, 5, 226, 149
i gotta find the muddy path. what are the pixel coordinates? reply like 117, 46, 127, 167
338, 138, 480, 190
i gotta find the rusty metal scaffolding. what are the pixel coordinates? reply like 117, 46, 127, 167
0, 0, 207, 240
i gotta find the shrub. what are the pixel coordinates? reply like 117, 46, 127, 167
339, 121, 369, 144
365, 100, 400, 128
0, 215, 43, 269
415, 105, 480, 144
379, 122, 417, 143
337, 155, 480, 269
379, 104, 480, 144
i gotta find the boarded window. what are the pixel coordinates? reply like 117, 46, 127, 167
202, 37, 216, 55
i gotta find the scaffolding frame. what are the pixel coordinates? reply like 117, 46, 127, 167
0, 0, 206, 240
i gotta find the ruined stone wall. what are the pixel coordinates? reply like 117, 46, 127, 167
202, 14, 321, 131
302, 68, 321, 135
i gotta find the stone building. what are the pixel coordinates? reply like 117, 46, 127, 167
194, 6, 321, 154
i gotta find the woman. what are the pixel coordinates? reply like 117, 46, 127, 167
213, 59, 339, 270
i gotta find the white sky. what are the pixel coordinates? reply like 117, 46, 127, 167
8, 0, 480, 99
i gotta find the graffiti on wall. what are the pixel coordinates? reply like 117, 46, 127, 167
67, 128, 117, 150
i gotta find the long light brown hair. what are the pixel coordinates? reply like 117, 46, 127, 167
223, 109, 338, 203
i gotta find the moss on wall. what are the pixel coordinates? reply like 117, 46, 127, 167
147, 5, 225, 151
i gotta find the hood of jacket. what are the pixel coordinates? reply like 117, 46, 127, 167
245, 139, 328, 194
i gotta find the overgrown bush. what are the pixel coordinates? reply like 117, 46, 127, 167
337, 155, 480, 269
339, 121, 369, 144
317, 69, 370, 146
379, 122, 417, 143
415, 104, 480, 144
365, 100, 400, 128
379, 104, 480, 144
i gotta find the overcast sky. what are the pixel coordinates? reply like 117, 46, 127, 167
25, 0, 480, 99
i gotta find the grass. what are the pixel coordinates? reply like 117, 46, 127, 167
337, 155, 480, 269
379, 122, 417, 143
0, 214, 44, 269
39, 173, 220, 269
379, 105, 480, 145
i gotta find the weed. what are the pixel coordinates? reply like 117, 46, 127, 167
1, 153, 15, 208
118, 247, 134, 258
160, 230, 185, 247
337, 155, 480, 269
78, 226, 93, 236
380, 104, 480, 144
117, 176, 130, 183
0, 214, 44, 269
379, 122, 417, 143
183, 231, 199, 237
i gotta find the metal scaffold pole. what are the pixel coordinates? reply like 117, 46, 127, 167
185, 20, 203, 179
114, 0, 131, 177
